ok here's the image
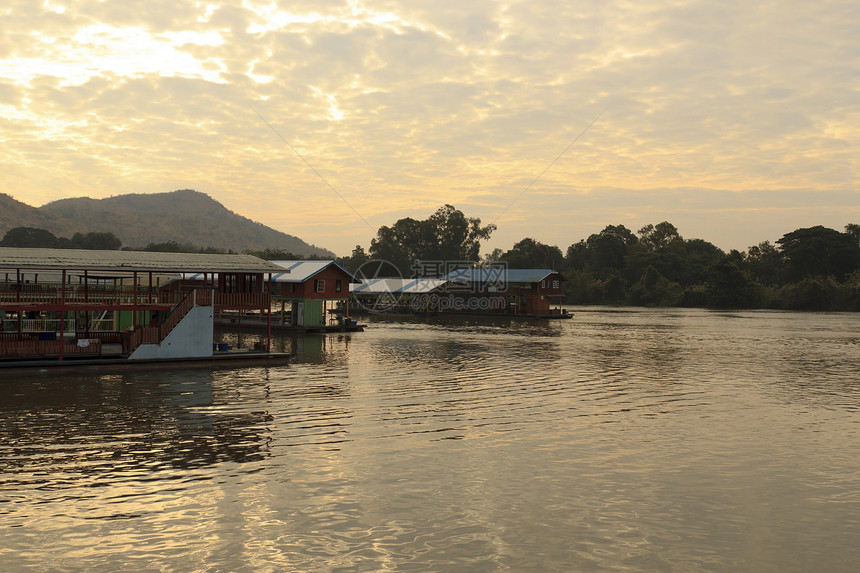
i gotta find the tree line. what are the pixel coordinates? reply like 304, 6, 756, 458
558, 222, 860, 311
336, 206, 860, 311
0, 227, 233, 254
0, 227, 123, 250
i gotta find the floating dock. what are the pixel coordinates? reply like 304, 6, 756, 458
0, 350, 291, 374
215, 317, 365, 334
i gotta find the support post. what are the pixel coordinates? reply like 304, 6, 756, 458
133, 272, 138, 329
16, 268, 21, 340
84, 270, 89, 337
267, 273, 272, 352
59, 270, 66, 361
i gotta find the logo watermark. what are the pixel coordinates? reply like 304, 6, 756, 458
351, 259, 509, 313
409, 293, 507, 312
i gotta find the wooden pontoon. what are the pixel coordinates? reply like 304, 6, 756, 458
0, 247, 290, 366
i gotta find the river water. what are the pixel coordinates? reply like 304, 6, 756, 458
1, 308, 859, 572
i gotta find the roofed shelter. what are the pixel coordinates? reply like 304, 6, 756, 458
267, 260, 359, 326
350, 278, 448, 314
0, 247, 285, 362
442, 268, 567, 316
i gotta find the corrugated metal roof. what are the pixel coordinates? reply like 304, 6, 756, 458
269, 260, 360, 283
0, 247, 284, 273
350, 278, 447, 294
442, 268, 559, 284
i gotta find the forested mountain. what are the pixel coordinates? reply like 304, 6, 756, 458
0, 193, 68, 234
0, 190, 333, 257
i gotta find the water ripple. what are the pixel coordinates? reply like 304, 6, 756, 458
2, 309, 860, 571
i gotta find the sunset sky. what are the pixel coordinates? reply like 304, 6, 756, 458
1, 0, 857, 256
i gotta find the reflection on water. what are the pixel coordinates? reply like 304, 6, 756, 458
1, 370, 274, 478
2, 308, 860, 572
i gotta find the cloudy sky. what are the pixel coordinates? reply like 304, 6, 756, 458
1, 0, 857, 256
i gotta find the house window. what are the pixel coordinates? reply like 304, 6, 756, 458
335, 279, 342, 293
552, 280, 559, 289
315, 279, 326, 293
541, 280, 546, 288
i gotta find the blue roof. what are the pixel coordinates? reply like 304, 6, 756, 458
442, 268, 559, 284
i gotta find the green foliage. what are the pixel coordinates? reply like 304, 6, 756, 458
551, 222, 860, 310
69, 231, 122, 250
143, 241, 187, 252
705, 258, 761, 308
1, 227, 60, 248
137, 241, 227, 253
369, 205, 495, 275
679, 284, 710, 307
745, 241, 783, 286
561, 268, 596, 304
595, 270, 628, 304
244, 248, 302, 260
775, 278, 839, 311
498, 238, 564, 269
637, 222, 682, 252
628, 266, 683, 306
776, 226, 860, 281
0, 227, 122, 250
336, 245, 371, 273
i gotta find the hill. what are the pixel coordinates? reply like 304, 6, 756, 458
1, 190, 334, 257
0, 193, 72, 234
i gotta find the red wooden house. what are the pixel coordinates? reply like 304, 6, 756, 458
269, 261, 360, 326
441, 268, 567, 317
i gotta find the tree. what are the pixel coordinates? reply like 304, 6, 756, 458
369, 205, 495, 274
745, 241, 783, 286
566, 240, 589, 270
337, 245, 370, 273
586, 225, 637, 274
637, 222, 682, 252
144, 241, 187, 253
368, 218, 425, 275
426, 204, 495, 261
626, 222, 686, 286
0, 227, 59, 248
706, 258, 760, 308
482, 248, 503, 265
69, 231, 122, 250
628, 265, 682, 306
845, 223, 860, 246
498, 238, 564, 269
683, 239, 724, 286
776, 226, 860, 281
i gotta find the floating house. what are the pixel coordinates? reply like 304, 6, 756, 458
267, 260, 360, 327
347, 270, 568, 318
0, 247, 288, 365
440, 268, 568, 317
